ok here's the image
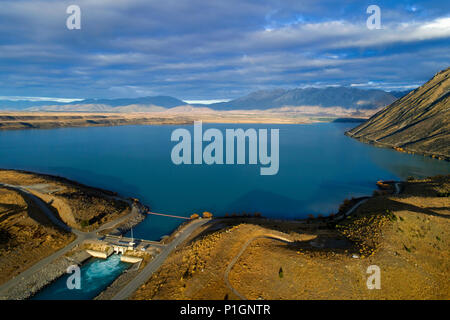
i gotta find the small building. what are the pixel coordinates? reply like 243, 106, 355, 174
113, 245, 128, 255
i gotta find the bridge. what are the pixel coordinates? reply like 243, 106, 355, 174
147, 211, 190, 220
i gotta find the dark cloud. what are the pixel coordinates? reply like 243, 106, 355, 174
0, 0, 448, 100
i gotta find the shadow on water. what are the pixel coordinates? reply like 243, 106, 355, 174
0, 123, 448, 240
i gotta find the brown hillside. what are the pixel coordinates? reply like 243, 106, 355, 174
0, 187, 75, 285
0, 169, 131, 231
132, 175, 450, 300
346, 68, 450, 159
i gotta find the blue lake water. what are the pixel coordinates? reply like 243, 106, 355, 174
0, 123, 449, 241
31, 254, 130, 300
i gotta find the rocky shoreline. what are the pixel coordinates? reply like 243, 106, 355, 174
106, 201, 148, 236
345, 132, 450, 162
0, 249, 90, 300
119, 203, 148, 234
0, 168, 153, 300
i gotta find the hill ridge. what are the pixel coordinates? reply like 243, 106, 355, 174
346, 67, 450, 160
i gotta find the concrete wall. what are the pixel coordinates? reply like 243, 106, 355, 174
86, 249, 108, 259
120, 255, 143, 264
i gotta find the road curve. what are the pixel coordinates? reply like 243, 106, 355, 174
0, 183, 86, 297
223, 182, 402, 300
0, 180, 402, 299
0, 183, 141, 298
333, 181, 401, 222
112, 218, 210, 300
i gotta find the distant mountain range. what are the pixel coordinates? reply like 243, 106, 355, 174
347, 67, 449, 159
0, 96, 186, 111
207, 87, 408, 110
68, 96, 185, 108
0, 87, 409, 112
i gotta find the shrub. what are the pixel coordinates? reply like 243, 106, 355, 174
80, 220, 89, 228
437, 191, 449, 197
190, 213, 199, 220
386, 209, 397, 221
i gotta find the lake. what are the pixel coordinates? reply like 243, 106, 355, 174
0, 123, 448, 240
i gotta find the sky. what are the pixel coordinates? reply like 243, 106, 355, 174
0, 0, 449, 102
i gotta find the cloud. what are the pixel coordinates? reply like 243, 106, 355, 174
0, 0, 448, 99
184, 99, 231, 104
0, 96, 83, 102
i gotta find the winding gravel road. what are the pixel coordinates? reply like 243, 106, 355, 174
0, 183, 140, 299
0, 181, 402, 300
224, 182, 402, 299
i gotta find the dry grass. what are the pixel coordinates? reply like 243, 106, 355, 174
0, 169, 131, 231
132, 175, 449, 300
0, 187, 75, 285
347, 68, 450, 159
0, 108, 376, 131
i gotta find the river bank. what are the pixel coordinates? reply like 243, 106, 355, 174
0, 168, 212, 300
0, 110, 373, 131
345, 132, 450, 162
0, 249, 90, 300
1, 167, 448, 300
0, 111, 312, 131
0, 169, 150, 299
132, 175, 449, 300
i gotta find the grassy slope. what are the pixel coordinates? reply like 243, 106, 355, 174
346, 68, 450, 159
0, 187, 75, 285
132, 175, 449, 300
0, 169, 130, 231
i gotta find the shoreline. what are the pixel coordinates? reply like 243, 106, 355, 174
0, 167, 403, 236
0, 111, 312, 131
0, 111, 374, 131
0, 168, 150, 299
0, 167, 443, 300
0, 167, 384, 241
345, 131, 449, 162
16, 250, 92, 300
0, 168, 215, 300
132, 175, 449, 300
0, 168, 148, 233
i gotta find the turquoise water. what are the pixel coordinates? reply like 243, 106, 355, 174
31, 254, 130, 300
0, 123, 448, 241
